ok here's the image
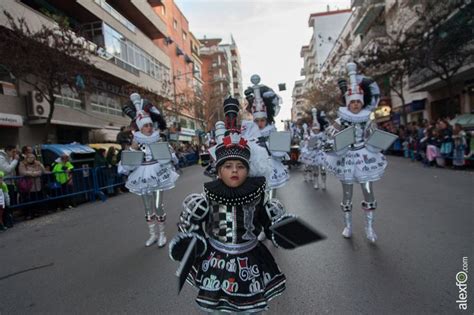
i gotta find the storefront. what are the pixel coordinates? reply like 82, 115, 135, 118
372, 99, 392, 125
392, 99, 427, 125
0, 113, 23, 147
178, 127, 197, 143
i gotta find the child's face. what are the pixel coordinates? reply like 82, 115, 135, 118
255, 118, 267, 129
141, 123, 153, 136
348, 100, 363, 114
218, 160, 248, 188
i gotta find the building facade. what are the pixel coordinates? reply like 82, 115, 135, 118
0, 0, 171, 147
199, 37, 232, 129
152, 0, 203, 143
292, 8, 351, 123
291, 80, 306, 122
321, 0, 473, 125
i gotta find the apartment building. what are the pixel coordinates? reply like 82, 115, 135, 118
0, 0, 172, 146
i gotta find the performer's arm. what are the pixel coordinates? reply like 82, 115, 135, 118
257, 192, 296, 249
169, 193, 209, 261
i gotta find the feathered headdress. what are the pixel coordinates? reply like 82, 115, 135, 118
338, 62, 380, 111
244, 75, 280, 124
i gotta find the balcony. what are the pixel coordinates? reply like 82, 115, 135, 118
359, 24, 386, 49
352, 0, 385, 35
408, 54, 474, 91
99, 0, 167, 39
213, 75, 229, 83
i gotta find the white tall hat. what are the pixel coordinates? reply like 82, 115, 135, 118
344, 62, 364, 106
135, 110, 153, 130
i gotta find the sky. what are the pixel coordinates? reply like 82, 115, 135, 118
175, 0, 351, 129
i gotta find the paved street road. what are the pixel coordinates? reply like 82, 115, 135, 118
1, 157, 472, 314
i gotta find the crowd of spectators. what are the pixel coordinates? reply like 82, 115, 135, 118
381, 118, 472, 169
0, 125, 206, 231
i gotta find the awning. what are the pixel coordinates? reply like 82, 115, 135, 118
450, 114, 474, 128
0, 113, 23, 127
28, 118, 104, 129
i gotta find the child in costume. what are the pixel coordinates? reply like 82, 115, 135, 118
241, 75, 289, 191
169, 99, 297, 313
324, 62, 385, 243
299, 123, 315, 182
308, 108, 329, 190
120, 110, 179, 247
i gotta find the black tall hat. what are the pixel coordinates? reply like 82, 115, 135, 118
223, 96, 240, 131
215, 133, 251, 169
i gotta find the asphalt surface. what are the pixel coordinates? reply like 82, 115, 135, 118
1, 156, 472, 314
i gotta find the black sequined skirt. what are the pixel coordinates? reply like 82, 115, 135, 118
187, 239, 286, 313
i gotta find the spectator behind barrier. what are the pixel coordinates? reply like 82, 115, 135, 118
0, 171, 10, 231
52, 154, 75, 210
18, 153, 46, 219
0, 145, 19, 225
52, 154, 74, 185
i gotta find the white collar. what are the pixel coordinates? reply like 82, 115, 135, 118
260, 124, 276, 136
133, 131, 161, 144
338, 107, 371, 123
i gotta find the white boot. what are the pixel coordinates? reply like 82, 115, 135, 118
342, 212, 352, 238
145, 222, 158, 247
365, 210, 377, 243
321, 175, 326, 190
157, 221, 167, 247
313, 175, 319, 189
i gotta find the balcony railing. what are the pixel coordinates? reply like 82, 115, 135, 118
94, 0, 136, 33
352, 0, 385, 35
360, 24, 386, 49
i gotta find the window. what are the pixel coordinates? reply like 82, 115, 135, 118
102, 23, 170, 80
180, 118, 187, 128
90, 91, 123, 116
182, 31, 187, 40
161, 5, 166, 16
54, 86, 82, 110
173, 19, 178, 30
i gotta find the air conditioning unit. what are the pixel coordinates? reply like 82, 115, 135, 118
27, 91, 50, 118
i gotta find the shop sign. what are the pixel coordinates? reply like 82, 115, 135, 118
0, 113, 23, 127
180, 127, 196, 136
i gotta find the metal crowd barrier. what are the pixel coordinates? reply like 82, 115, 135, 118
6, 167, 126, 210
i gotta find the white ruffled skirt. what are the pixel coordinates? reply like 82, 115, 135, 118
299, 148, 324, 166
125, 161, 179, 195
268, 158, 289, 189
324, 148, 387, 184
247, 142, 289, 189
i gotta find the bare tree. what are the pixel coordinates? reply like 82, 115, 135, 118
302, 72, 342, 119
0, 11, 94, 139
359, 0, 473, 122
410, 0, 474, 107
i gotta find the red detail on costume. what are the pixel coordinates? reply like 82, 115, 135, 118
238, 138, 248, 147
223, 136, 232, 147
